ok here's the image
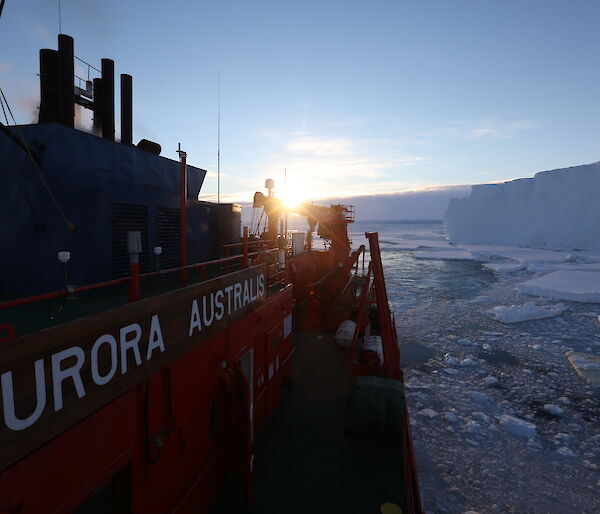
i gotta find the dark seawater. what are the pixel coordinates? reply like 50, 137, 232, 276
348, 221, 496, 315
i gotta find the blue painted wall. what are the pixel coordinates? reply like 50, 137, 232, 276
0, 123, 236, 297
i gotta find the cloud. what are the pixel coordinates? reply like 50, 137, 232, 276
33, 26, 54, 46
204, 170, 231, 181
284, 136, 354, 157
467, 120, 536, 141
402, 119, 536, 144
203, 115, 536, 205
264, 131, 427, 191
199, 191, 253, 203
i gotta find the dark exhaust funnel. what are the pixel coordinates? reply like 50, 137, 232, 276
101, 58, 115, 141
120, 74, 132, 145
39, 49, 58, 123
92, 77, 103, 133
57, 34, 74, 127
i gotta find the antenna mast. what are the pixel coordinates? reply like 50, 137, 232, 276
284, 168, 288, 242
217, 70, 221, 204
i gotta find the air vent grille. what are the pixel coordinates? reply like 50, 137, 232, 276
157, 207, 181, 270
112, 202, 149, 278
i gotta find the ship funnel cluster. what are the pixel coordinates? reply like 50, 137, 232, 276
38, 34, 133, 146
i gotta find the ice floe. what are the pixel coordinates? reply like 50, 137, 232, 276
519, 270, 600, 303
486, 302, 567, 323
498, 415, 538, 439
412, 249, 486, 261
543, 404, 565, 416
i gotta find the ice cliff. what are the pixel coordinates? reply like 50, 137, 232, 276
444, 162, 600, 250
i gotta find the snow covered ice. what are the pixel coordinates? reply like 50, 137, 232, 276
486, 302, 568, 323
349, 214, 600, 514
519, 271, 600, 303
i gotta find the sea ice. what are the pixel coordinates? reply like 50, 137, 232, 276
472, 412, 491, 423
406, 378, 431, 389
557, 447, 576, 457
486, 302, 567, 323
418, 408, 438, 418
444, 412, 459, 423
443, 368, 459, 375
543, 404, 565, 416
519, 271, 600, 303
498, 415, 538, 438
412, 249, 485, 261
483, 376, 499, 387
466, 392, 490, 404
482, 262, 525, 273
444, 353, 460, 365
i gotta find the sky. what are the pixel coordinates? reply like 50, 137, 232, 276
2, 1, 600, 208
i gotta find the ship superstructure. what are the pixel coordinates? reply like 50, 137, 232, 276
0, 34, 422, 514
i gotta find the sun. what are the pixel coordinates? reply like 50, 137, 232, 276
281, 188, 306, 209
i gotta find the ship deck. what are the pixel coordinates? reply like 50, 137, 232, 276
225, 331, 409, 514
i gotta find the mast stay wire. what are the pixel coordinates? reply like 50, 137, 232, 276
0, 87, 76, 231
0, 92, 40, 224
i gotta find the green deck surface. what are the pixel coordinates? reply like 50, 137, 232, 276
248, 331, 408, 514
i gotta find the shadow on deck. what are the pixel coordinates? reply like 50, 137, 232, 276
247, 331, 408, 514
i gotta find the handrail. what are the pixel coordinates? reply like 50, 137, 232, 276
365, 231, 401, 381
349, 262, 372, 363
0, 249, 280, 311
221, 240, 262, 249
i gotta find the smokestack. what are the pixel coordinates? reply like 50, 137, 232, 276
57, 34, 74, 127
92, 77, 103, 134
120, 74, 132, 145
39, 49, 59, 123
100, 58, 115, 141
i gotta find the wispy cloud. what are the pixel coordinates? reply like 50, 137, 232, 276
199, 115, 537, 204
401, 119, 536, 144
467, 120, 536, 140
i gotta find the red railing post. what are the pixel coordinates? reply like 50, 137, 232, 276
242, 226, 249, 269
178, 144, 188, 287
129, 261, 140, 302
365, 232, 400, 380
0, 323, 16, 343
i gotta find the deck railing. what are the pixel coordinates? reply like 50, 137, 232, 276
0, 249, 280, 312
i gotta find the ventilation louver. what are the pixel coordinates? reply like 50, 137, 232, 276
157, 207, 181, 270
112, 202, 149, 278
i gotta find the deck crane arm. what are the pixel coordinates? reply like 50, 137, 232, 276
253, 191, 354, 253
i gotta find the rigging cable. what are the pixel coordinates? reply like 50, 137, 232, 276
0, 87, 76, 231
0, 94, 41, 225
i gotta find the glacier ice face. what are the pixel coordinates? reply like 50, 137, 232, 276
444, 162, 600, 250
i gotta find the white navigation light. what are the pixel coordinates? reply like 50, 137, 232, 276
58, 251, 71, 263
153, 246, 163, 256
